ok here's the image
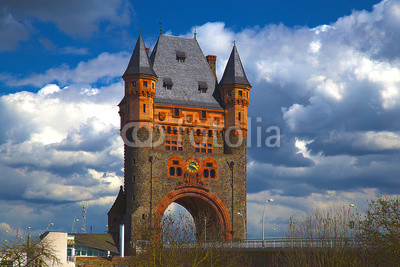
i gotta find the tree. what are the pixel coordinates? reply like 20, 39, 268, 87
282, 205, 362, 266
131, 211, 250, 266
358, 194, 400, 265
1, 233, 60, 267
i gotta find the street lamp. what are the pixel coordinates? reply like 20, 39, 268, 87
262, 198, 274, 246
204, 217, 207, 242
46, 222, 54, 232
237, 212, 246, 239
71, 218, 79, 233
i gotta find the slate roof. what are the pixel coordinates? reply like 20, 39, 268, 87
108, 186, 125, 216
73, 234, 118, 253
219, 44, 251, 87
123, 34, 157, 77
149, 35, 223, 109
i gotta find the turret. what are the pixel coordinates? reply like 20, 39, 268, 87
219, 44, 251, 155
119, 34, 158, 130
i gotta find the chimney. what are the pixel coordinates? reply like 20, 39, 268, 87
146, 48, 150, 55
206, 55, 217, 81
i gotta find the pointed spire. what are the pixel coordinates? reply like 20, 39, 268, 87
108, 186, 126, 215
219, 44, 251, 87
123, 33, 157, 78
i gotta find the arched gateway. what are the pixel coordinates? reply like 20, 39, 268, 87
154, 183, 232, 241
108, 32, 251, 255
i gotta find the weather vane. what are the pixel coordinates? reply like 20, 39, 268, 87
159, 18, 162, 34
194, 26, 197, 39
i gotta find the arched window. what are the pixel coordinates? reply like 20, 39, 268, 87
167, 155, 184, 178
169, 167, 175, 176
210, 169, 216, 178
176, 167, 182, 176
201, 158, 218, 179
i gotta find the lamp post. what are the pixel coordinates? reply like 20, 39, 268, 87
204, 216, 207, 242
71, 218, 79, 233
46, 222, 54, 232
237, 212, 246, 239
262, 198, 273, 247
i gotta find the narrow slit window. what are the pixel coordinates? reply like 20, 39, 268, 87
238, 112, 241, 121
143, 81, 148, 87
238, 90, 242, 97
143, 104, 146, 113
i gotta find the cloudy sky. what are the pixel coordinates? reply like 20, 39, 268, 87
1, 0, 399, 239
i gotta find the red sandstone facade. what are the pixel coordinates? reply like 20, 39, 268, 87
108, 32, 251, 254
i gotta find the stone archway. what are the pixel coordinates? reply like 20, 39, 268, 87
154, 187, 232, 241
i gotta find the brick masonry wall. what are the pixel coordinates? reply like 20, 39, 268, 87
123, 127, 247, 250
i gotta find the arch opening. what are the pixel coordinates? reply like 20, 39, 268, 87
155, 189, 231, 242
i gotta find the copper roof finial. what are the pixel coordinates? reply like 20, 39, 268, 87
159, 18, 163, 35
234, 40, 236, 46
194, 26, 197, 39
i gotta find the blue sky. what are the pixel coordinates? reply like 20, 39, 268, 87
1, 0, 399, 239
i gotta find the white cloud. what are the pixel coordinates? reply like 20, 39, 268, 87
1, 0, 400, 239
3, 52, 129, 87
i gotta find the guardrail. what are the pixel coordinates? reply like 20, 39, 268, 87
136, 237, 359, 251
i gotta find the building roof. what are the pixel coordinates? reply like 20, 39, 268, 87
149, 34, 223, 109
123, 34, 157, 78
108, 186, 125, 216
219, 45, 251, 87
72, 234, 118, 253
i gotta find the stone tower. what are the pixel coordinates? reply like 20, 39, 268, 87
108, 32, 251, 254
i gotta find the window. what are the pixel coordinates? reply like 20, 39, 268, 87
163, 78, 173, 90
143, 104, 146, 113
173, 108, 179, 117
152, 82, 155, 89
198, 81, 208, 93
202, 158, 217, 179
167, 156, 184, 178
210, 169, 216, 178
201, 110, 206, 119
165, 138, 183, 151
228, 91, 232, 97
238, 90, 242, 97
143, 81, 148, 87
176, 50, 186, 63
194, 142, 213, 153
132, 81, 137, 87
238, 112, 241, 121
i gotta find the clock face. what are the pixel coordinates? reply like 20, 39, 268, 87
186, 158, 200, 173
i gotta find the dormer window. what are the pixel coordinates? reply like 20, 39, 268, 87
176, 50, 186, 63
163, 78, 173, 90
198, 81, 208, 93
